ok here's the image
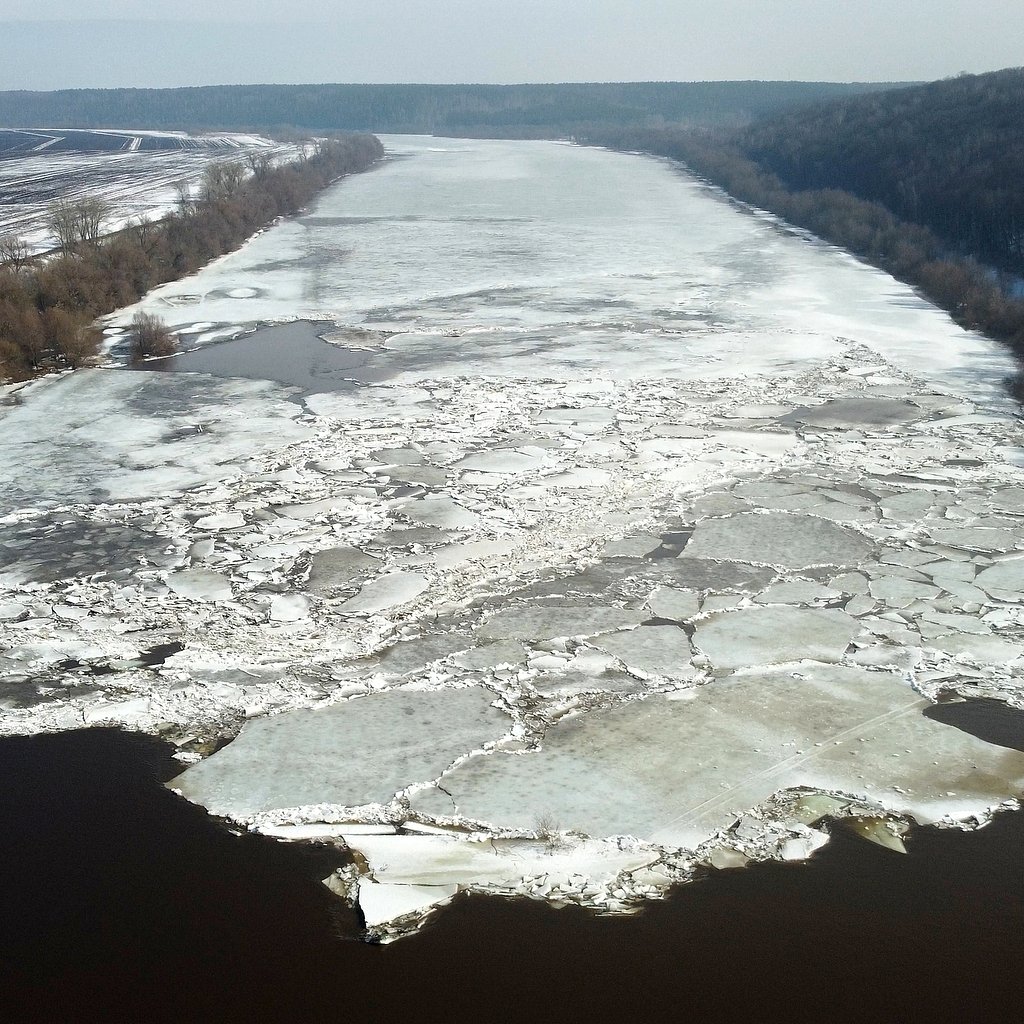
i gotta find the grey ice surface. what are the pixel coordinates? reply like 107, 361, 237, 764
693, 607, 861, 673
171, 687, 511, 817
782, 398, 922, 429
594, 625, 694, 679
476, 604, 646, 641
682, 512, 875, 570
438, 665, 1024, 848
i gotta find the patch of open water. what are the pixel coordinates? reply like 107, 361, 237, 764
2, 725, 1022, 1023
150, 321, 379, 393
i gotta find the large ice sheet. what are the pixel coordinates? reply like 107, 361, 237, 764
171, 687, 511, 818
0, 370, 311, 508
436, 665, 1024, 848
683, 512, 874, 570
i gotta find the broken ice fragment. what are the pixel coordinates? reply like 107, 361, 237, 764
339, 572, 428, 614
476, 604, 645, 642
682, 512, 873, 570
431, 664, 1024, 849
357, 879, 458, 929
848, 817, 908, 854
170, 686, 510, 818
269, 593, 311, 622
782, 398, 920, 429
646, 587, 700, 621
593, 625, 694, 679
693, 607, 860, 673
166, 569, 233, 602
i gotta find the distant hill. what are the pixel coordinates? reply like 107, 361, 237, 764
0, 81, 899, 136
739, 67, 1024, 276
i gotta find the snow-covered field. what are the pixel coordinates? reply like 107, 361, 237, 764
0, 128, 293, 253
2, 137, 1023, 940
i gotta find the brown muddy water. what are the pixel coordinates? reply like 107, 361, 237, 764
2, 708, 1023, 1024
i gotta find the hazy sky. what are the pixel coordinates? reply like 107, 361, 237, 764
1, 0, 1023, 90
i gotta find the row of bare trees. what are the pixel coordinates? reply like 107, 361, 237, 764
0, 134, 383, 380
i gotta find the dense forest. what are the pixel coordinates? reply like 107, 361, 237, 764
739, 68, 1024, 278
0, 133, 382, 378
0, 81, 897, 136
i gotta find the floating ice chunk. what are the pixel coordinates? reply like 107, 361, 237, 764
194, 512, 245, 531
535, 407, 616, 433
923, 634, 1023, 665
307, 547, 379, 594
453, 641, 528, 671
170, 686, 510, 817
258, 823, 397, 840
708, 847, 749, 869
646, 587, 700, 621
453, 450, 546, 474
682, 512, 873, 569
927, 527, 1018, 552
603, 534, 663, 558
991, 487, 1024, 513
345, 834, 656, 889
848, 817, 908, 854
542, 468, 612, 488
398, 496, 481, 530
432, 540, 515, 569
305, 387, 434, 421
0, 602, 27, 622
166, 569, 233, 602
755, 581, 843, 605
594, 625, 694, 679
269, 594, 311, 622
368, 634, 470, 676
722, 404, 794, 419
879, 491, 946, 519
782, 398, 921, 429
357, 879, 458, 929
476, 604, 645, 642
780, 828, 830, 861
709, 430, 799, 458
868, 577, 941, 608
339, 572, 428, 614
974, 560, 1024, 596
693, 607, 860, 673
275, 497, 352, 520
435, 665, 1024, 849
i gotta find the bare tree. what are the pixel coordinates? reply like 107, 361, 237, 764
0, 234, 30, 271
48, 201, 80, 256
47, 197, 110, 254
173, 179, 196, 217
201, 161, 246, 202
245, 152, 272, 179
129, 311, 177, 363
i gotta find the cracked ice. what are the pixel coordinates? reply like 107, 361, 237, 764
2, 137, 1023, 940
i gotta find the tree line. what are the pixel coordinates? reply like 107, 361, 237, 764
0, 133, 383, 379
0, 82, 897, 137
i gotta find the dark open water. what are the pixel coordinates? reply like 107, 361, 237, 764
2, 718, 1023, 1024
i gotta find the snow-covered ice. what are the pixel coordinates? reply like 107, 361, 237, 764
3, 136, 1024, 938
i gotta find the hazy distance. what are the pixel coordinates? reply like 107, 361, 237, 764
1, 0, 1023, 90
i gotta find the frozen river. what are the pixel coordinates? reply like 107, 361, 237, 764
2, 137, 1023, 938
